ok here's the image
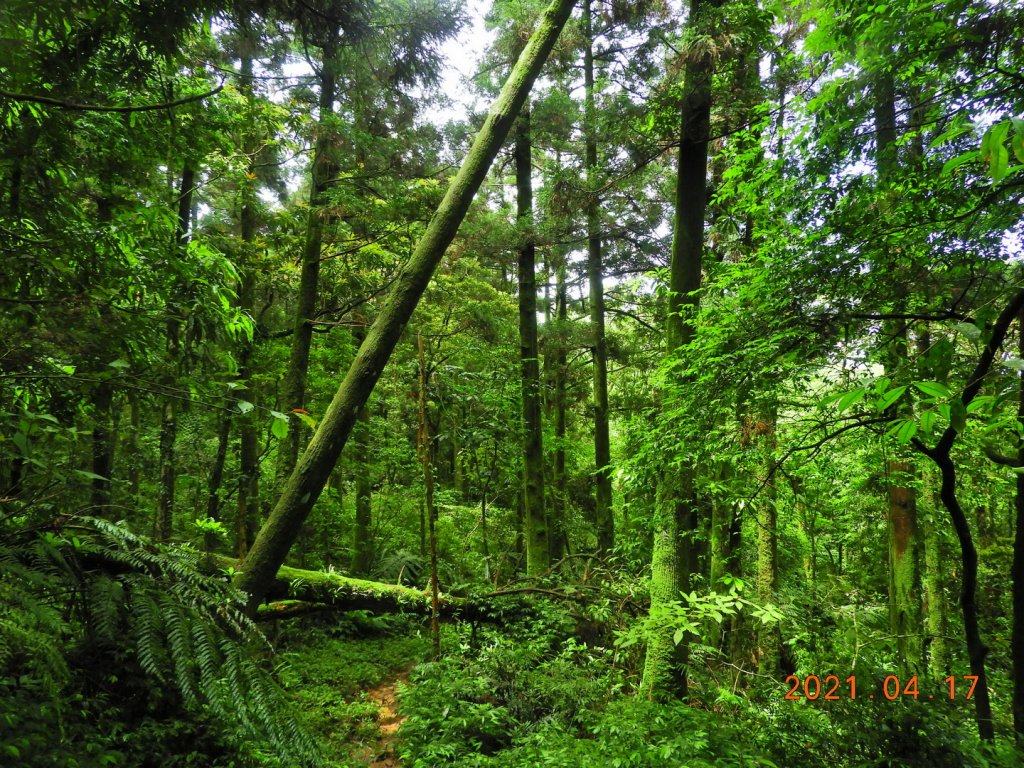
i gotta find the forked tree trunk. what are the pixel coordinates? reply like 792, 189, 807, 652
235, 0, 576, 609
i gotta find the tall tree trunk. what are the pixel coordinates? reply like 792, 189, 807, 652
417, 334, 441, 658
754, 403, 780, 674
583, 0, 613, 554
874, 73, 922, 675
640, 0, 720, 700
155, 165, 195, 542
516, 107, 549, 576
552, 254, 569, 561
235, 50, 261, 559
235, 0, 576, 608
1013, 309, 1024, 736
89, 382, 114, 510
922, 476, 949, 679
279, 29, 340, 479
205, 413, 230, 521
351, 403, 374, 576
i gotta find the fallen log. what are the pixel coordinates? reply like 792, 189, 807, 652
211, 556, 522, 623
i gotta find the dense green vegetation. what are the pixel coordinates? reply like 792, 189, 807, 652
3, 0, 1024, 765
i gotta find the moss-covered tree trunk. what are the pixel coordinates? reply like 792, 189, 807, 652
873, 73, 922, 675
234, 0, 577, 608
516, 107, 549, 576
753, 403, 780, 674
583, 0, 613, 554
351, 402, 374, 576
640, 0, 720, 700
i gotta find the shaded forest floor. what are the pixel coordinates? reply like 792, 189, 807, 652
276, 614, 430, 767
268, 608, 1024, 768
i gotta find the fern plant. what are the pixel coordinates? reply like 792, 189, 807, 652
0, 514, 321, 766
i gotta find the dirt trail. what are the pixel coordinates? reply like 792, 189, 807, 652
356, 669, 410, 768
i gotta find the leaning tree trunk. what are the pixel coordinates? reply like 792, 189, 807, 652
583, 0, 613, 554
916, 288, 1024, 740
516, 106, 549, 576
234, 0, 577, 609
640, 0, 721, 701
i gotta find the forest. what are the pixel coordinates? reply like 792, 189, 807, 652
2, 0, 1024, 765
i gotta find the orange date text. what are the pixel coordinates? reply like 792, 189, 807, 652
783, 675, 978, 701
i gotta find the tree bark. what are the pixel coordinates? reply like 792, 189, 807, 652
351, 402, 374, 576
1013, 309, 1024, 736
89, 382, 114, 510
235, 0, 576, 609
873, 74, 922, 675
155, 165, 195, 542
583, 0, 613, 554
516, 107, 549, 576
279, 28, 340, 479
235, 50, 261, 559
754, 403, 780, 675
640, 0, 720, 700
417, 334, 441, 658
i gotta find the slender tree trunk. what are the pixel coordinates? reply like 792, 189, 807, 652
1013, 310, 1024, 736
583, 0, 613, 554
922, 475, 949, 679
205, 413, 230, 521
155, 165, 195, 542
351, 403, 374, 576
754, 403, 780, 675
235, 51, 261, 559
932, 453, 994, 739
89, 382, 114, 510
516, 107, 549, 576
874, 74, 922, 675
127, 390, 142, 506
279, 29, 340, 479
235, 0, 576, 608
553, 255, 569, 561
417, 334, 441, 659
640, 0, 720, 700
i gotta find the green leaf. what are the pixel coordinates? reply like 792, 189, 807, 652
108, 359, 130, 370
920, 408, 936, 435
954, 322, 982, 340
990, 142, 1009, 183
1006, 358, 1024, 371
74, 469, 109, 481
271, 417, 288, 439
896, 420, 918, 445
942, 150, 978, 176
236, 400, 254, 415
913, 381, 950, 399
295, 412, 319, 430
876, 385, 908, 411
673, 628, 685, 646
837, 388, 867, 413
